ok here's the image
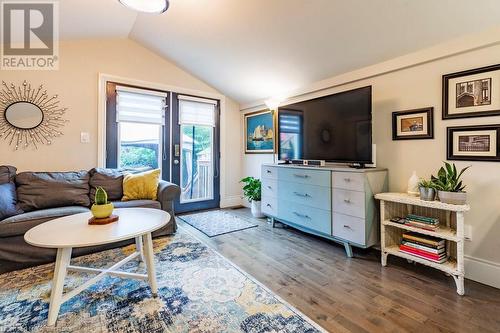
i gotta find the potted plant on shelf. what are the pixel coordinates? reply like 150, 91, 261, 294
91, 187, 114, 219
418, 179, 436, 201
240, 176, 264, 218
431, 162, 470, 205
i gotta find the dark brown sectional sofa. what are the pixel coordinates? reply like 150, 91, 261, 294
0, 165, 181, 274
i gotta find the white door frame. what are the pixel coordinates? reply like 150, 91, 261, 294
97, 73, 227, 203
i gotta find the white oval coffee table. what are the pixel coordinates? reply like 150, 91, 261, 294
24, 208, 170, 326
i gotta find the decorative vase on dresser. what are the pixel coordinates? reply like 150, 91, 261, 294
261, 163, 388, 257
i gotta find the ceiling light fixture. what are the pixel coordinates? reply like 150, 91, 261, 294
119, 0, 169, 14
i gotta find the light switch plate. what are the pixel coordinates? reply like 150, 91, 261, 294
464, 224, 472, 241
80, 132, 90, 143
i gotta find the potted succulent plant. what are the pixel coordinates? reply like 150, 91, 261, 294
418, 179, 436, 201
91, 187, 114, 219
431, 162, 470, 205
240, 176, 264, 218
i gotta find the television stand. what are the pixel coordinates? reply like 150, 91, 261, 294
261, 163, 388, 257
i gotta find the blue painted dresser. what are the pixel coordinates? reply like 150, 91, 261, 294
261, 164, 388, 256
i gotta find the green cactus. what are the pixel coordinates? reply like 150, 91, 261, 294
94, 186, 108, 205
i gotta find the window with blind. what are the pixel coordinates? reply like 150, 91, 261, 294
115, 85, 168, 172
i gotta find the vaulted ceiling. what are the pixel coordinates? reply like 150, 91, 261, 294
61, 0, 500, 105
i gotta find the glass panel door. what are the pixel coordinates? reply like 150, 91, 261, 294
172, 93, 220, 213
180, 124, 214, 203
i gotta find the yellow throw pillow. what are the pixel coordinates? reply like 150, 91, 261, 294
122, 169, 160, 201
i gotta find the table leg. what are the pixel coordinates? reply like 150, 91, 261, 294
48, 247, 72, 326
142, 233, 158, 296
135, 236, 145, 262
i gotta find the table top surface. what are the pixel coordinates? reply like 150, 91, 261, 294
24, 208, 170, 249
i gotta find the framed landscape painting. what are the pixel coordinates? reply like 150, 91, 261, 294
442, 64, 500, 119
447, 124, 500, 162
244, 110, 274, 154
392, 107, 434, 140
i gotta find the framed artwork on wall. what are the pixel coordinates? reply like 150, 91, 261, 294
244, 110, 275, 154
442, 64, 500, 119
447, 124, 500, 162
392, 107, 434, 140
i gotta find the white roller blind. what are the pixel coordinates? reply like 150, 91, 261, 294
178, 95, 217, 127
116, 86, 168, 125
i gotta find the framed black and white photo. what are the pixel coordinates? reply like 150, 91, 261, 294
447, 125, 500, 162
442, 64, 500, 119
392, 107, 434, 140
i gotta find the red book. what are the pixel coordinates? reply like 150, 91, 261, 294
399, 245, 443, 260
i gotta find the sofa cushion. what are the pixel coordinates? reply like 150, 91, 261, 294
16, 171, 90, 211
112, 200, 161, 210
0, 166, 17, 184
89, 168, 124, 203
0, 182, 23, 221
0, 206, 90, 237
122, 169, 160, 201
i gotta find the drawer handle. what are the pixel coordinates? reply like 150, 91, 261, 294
267, 186, 272, 189
293, 212, 311, 219
344, 178, 351, 182
343, 225, 352, 229
344, 199, 351, 204
293, 174, 309, 178
266, 170, 272, 174
266, 203, 272, 207
293, 191, 310, 198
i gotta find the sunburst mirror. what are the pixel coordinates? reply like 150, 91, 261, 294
0, 80, 68, 150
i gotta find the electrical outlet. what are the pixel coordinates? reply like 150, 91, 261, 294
80, 132, 90, 143
464, 224, 472, 241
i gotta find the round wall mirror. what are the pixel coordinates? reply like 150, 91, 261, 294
4, 102, 44, 129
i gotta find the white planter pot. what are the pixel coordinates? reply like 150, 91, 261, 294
251, 200, 265, 218
437, 191, 467, 205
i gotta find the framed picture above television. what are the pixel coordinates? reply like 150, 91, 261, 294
447, 124, 500, 162
244, 110, 275, 154
392, 107, 434, 140
442, 64, 500, 119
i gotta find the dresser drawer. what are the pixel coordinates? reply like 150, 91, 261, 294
262, 179, 278, 198
262, 165, 278, 180
278, 181, 331, 210
333, 213, 366, 245
279, 167, 331, 187
278, 200, 331, 235
262, 196, 278, 216
332, 172, 365, 192
332, 189, 365, 218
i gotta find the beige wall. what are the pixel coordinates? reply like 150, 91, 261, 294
0, 38, 242, 204
241, 43, 500, 287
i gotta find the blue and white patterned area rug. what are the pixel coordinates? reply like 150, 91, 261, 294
0, 227, 325, 333
178, 210, 258, 237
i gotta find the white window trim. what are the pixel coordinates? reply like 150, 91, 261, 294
97, 73, 227, 203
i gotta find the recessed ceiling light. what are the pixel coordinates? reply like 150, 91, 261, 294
119, 0, 169, 14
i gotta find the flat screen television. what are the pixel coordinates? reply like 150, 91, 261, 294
278, 86, 372, 164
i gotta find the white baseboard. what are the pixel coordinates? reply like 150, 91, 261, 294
465, 255, 500, 289
220, 195, 242, 208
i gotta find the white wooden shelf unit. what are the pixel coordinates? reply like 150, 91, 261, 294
374, 193, 470, 295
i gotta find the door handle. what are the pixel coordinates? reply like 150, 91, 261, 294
174, 159, 179, 165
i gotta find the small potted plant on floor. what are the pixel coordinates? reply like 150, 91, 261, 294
418, 179, 436, 201
431, 162, 470, 205
91, 187, 114, 219
240, 176, 264, 218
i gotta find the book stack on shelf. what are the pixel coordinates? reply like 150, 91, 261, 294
399, 232, 448, 264
405, 214, 439, 231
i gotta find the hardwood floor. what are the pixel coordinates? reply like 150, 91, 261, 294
177, 208, 500, 333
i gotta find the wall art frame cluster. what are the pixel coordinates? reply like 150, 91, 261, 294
392, 63, 500, 162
